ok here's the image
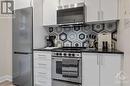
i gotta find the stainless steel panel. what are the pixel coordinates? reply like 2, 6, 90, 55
13, 53, 32, 86
52, 57, 82, 83
57, 7, 85, 24
13, 7, 33, 52
52, 80, 81, 86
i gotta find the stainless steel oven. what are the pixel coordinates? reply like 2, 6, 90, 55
52, 51, 82, 84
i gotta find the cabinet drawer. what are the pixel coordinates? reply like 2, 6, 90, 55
34, 78, 51, 86
34, 68, 51, 77
34, 54, 51, 60
34, 58, 51, 63
34, 60, 51, 69
35, 83, 51, 86
34, 72, 51, 85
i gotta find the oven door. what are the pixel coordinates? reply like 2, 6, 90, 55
52, 57, 81, 83
52, 57, 63, 79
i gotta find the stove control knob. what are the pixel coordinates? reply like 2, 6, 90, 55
56, 53, 59, 56
59, 53, 62, 56
72, 54, 75, 57
69, 53, 71, 56
64, 53, 66, 56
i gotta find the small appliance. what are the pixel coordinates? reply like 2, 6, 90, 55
98, 33, 112, 50
46, 36, 56, 47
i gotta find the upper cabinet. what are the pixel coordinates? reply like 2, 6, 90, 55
85, 0, 100, 22
42, 0, 119, 25
100, 0, 119, 21
86, 0, 119, 22
60, 0, 84, 6
14, 0, 33, 10
43, 0, 58, 26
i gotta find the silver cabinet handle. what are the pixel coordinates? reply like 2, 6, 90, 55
38, 63, 46, 66
98, 11, 100, 20
38, 72, 46, 75
101, 11, 104, 20
30, 0, 32, 6
38, 55, 46, 56
97, 56, 99, 65
100, 56, 103, 66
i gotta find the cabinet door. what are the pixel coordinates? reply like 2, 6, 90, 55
43, 0, 58, 25
86, 0, 100, 22
100, 54, 122, 86
14, 0, 32, 10
60, 0, 84, 6
82, 53, 100, 86
101, 0, 119, 20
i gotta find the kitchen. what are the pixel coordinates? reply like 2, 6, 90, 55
0, 0, 130, 86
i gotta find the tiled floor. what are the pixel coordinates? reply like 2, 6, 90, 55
0, 81, 14, 86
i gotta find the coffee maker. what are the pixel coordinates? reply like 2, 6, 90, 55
98, 33, 111, 50
46, 36, 56, 47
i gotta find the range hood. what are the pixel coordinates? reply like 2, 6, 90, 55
57, 2, 85, 10
57, 3, 85, 25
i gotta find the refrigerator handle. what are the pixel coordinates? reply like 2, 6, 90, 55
14, 52, 32, 54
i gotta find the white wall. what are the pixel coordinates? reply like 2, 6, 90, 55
14, 0, 32, 9
0, 0, 12, 80
118, 0, 130, 86
33, 0, 48, 49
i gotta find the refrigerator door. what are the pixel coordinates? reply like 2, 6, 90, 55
13, 53, 33, 86
13, 7, 33, 53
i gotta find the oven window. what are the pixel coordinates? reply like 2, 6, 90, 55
56, 61, 62, 74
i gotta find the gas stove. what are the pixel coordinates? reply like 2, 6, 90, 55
52, 47, 82, 85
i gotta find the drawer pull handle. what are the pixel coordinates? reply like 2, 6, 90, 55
38, 55, 46, 56
38, 72, 46, 75
38, 63, 46, 66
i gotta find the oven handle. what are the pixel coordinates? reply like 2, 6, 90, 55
52, 57, 81, 60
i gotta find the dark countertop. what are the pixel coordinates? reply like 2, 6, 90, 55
81, 49, 124, 54
33, 48, 124, 54
33, 48, 53, 51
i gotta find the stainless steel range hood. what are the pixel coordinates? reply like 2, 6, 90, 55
57, 3, 85, 25
57, 2, 85, 10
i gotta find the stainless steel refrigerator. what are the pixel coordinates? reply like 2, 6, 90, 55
12, 7, 33, 86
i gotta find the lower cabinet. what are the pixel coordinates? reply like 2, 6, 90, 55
33, 51, 51, 86
82, 53, 100, 86
82, 53, 123, 86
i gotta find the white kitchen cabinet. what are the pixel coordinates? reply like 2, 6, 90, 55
33, 51, 51, 86
82, 53, 100, 86
82, 53, 123, 86
100, 0, 119, 21
60, 0, 84, 6
86, 0, 119, 22
100, 54, 121, 86
43, 0, 58, 26
85, 0, 100, 22
14, 0, 33, 10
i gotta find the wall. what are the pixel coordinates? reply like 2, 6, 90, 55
0, 0, 12, 81
14, 0, 32, 9
33, 0, 48, 49
117, 0, 130, 86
